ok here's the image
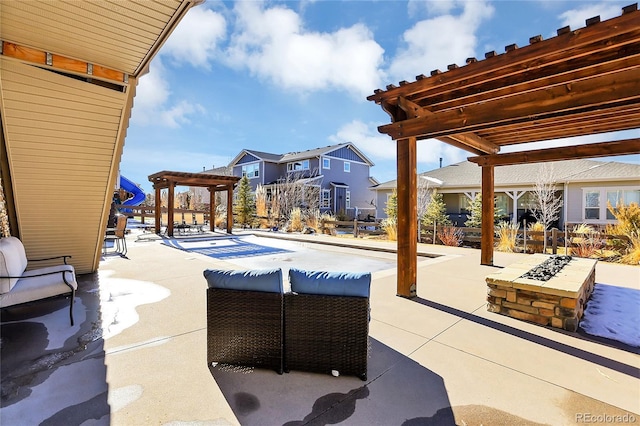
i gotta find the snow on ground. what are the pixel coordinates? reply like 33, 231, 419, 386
580, 283, 640, 348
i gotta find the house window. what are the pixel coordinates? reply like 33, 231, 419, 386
344, 161, 351, 172
241, 163, 259, 179
459, 195, 471, 214
345, 190, 351, 209
321, 190, 331, 208
584, 190, 600, 220
606, 189, 640, 219
495, 194, 509, 218
322, 157, 330, 169
288, 160, 309, 172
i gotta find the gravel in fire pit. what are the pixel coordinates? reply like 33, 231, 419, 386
520, 255, 573, 281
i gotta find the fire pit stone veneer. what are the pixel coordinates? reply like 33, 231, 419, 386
486, 254, 597, 332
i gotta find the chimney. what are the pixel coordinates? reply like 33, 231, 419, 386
439, 157, 443, 168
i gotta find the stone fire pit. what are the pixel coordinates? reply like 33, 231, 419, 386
486, 254, 597, 331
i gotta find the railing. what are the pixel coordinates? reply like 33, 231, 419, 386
114, 204, 210, 226
322, 219, 384, 237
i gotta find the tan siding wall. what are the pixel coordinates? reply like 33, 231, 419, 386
1, 58, 127, 273
0, 0, 185, 75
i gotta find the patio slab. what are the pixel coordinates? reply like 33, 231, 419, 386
1, 229, 638, 425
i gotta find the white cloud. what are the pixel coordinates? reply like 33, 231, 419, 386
558, 3, 622, 31
329, 120, 396, 162
407, 0, 458, 17
161, 5, 227, 69
224, 1, 385, 98
389, 0, 494, 82
329, 120, 468, 169
130, 58, 204, 128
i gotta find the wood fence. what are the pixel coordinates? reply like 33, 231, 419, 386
420, 225, 630, 254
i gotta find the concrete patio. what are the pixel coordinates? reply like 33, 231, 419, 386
1, 229, 638, 425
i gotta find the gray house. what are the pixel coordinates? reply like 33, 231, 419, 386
373, 159, 640, 229
227, 143, 378, 219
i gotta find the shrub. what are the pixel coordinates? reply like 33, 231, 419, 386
255, 184, 269, 229
606, 202, 640, 265
496, 221, 519, 252
620, 228, 640, 265
288, 207, 303, 232
439, 226, 464, 246
571, 224, 602, 258
319, 212, 336, 235
382, 217, 397, 241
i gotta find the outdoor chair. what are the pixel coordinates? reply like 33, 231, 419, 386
284, 268, 371, 380
204, 268, 284, 374
104, 214, 127, 256
0, 236, 77, 325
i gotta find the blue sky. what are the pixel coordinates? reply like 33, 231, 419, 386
121, 0, 640, 194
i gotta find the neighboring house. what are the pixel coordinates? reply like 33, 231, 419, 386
224, 143, 378, 219
373, 159, 640, 229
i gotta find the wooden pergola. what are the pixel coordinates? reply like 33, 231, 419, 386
367, 4, 640, 298
148, 171, 240, 237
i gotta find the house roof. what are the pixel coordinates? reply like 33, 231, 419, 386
374, 159, 640, 190
229, 143, 375, 166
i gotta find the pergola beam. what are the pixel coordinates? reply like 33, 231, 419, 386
469, 139, 640, 167
398, 96, 499, 155
378, 67, 640, 141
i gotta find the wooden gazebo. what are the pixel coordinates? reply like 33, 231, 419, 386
148, 171, 240, 237
368, 4, 640, 297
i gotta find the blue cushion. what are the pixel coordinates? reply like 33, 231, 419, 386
203, 268, 283, 293
289, 268, 371, 297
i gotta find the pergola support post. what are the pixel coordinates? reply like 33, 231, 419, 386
209, 188, 215, 232
226, 185, 233, 234
167, 181, 175, 237
396, 137, 417, 298
481, 165, 494, 266
154, 186, 161, 235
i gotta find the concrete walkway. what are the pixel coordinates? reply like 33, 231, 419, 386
1, 230, 638, 425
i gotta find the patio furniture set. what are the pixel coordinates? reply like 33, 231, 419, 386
205, 267, 371, 380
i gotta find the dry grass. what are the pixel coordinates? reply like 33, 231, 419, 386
255, 185, 269, 229
439, 226, 464, 246
571, 224, 602, 258
606, 202, 640, 265
381, 218, 397, 241
215, 213, 227, 228
287, 207, 304, 232
496, 222, 519, 252
527, 222, 545, 253
620, 230, 640, 265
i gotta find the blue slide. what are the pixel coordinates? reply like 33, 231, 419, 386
119, 175, 145, 207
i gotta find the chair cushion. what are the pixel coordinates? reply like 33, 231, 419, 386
203, 268, 283, 293
289, 268, 371, 297
0, 237, 28, 294
0, 265, 77, 308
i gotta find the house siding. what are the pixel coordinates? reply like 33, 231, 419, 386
326, 146, 365, 162
236, 153, 260, 165
566, 180, 640, 226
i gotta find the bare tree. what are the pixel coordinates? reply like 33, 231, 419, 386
269, 169, 322, 224
528, 163, 563, 251
417, 176, 434, 220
